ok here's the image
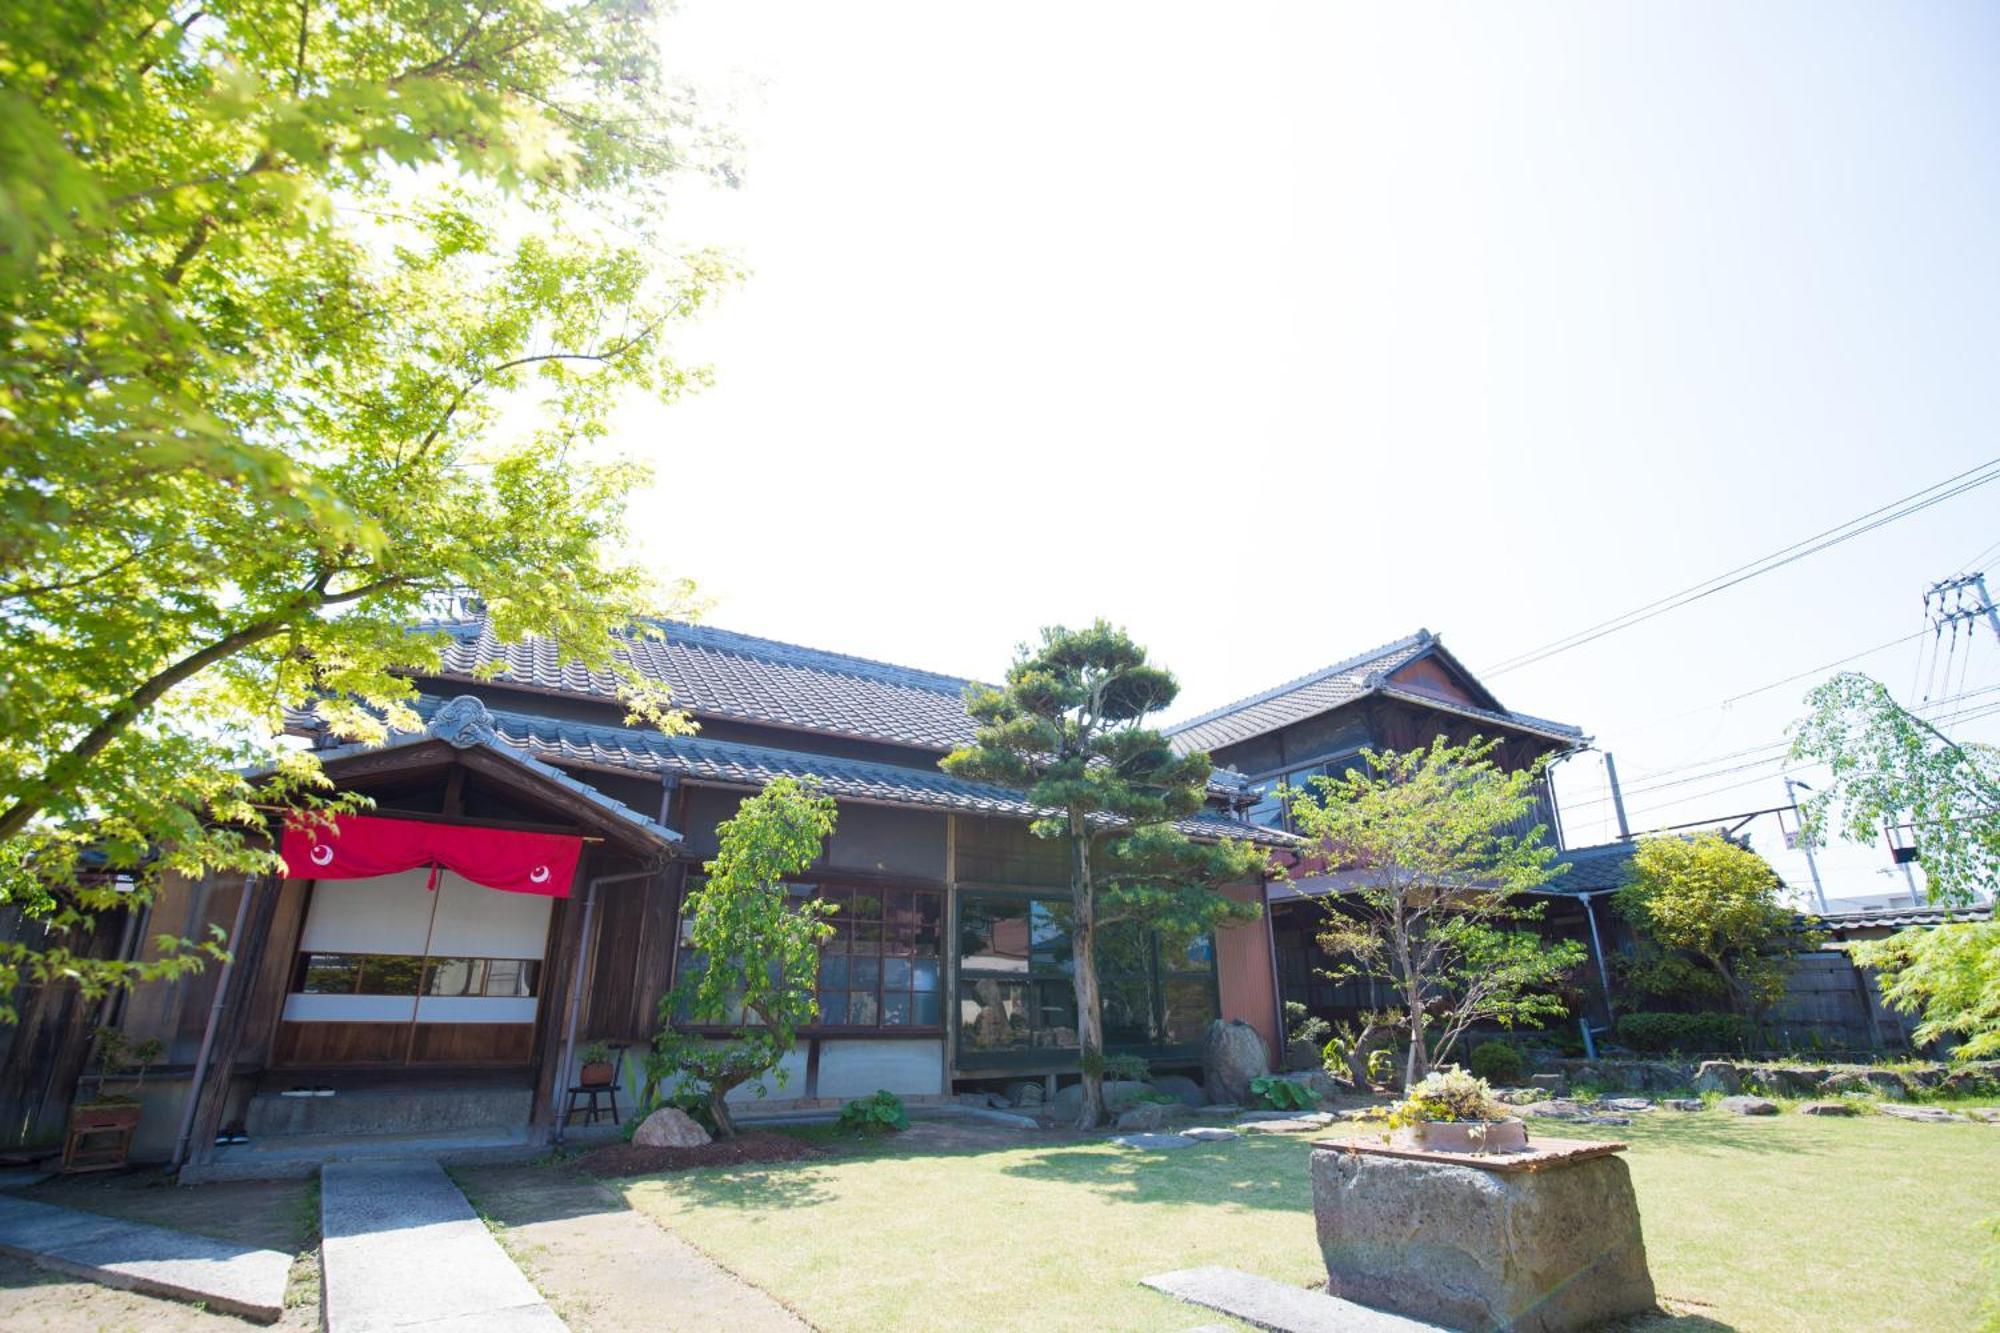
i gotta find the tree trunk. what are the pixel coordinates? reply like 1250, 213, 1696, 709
1404, 979, 1428, 1087
708, 1084, 739, 1139
1069, 815, 1106, 1130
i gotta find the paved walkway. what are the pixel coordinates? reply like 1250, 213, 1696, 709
454, 1164, 811, 1332
0, 1191, 292, 1322
321, 1159, 564, 1332
1143, 1266, 1446, 1333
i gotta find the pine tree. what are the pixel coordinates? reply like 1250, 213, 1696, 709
943, 622, 1265, 1128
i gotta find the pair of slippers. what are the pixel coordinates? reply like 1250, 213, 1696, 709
280, 1086, 336, 1098
214, 1128, 250, 1145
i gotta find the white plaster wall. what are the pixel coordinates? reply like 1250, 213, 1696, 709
282, 994, 417, 1023
815, 1039, 945, 1100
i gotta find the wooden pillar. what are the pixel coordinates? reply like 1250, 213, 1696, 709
181, 875, 284, 1170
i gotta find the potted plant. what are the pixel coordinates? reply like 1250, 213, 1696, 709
64, 1027, 163, 1171
578, 1041, 616, 1088
1386, 1068, 1528, 1154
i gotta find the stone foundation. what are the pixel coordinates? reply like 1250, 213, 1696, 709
1310, 1144, 1656, 1332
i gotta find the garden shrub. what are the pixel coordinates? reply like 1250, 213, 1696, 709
1616, 1010, 1748, 1053
1101, 1052, 1151, 1083
1386, 1068, 1505, 1130
1467, 1040, 1525, 1084
1249, 1076, 1317, 1112
837, 1090, 909, 1134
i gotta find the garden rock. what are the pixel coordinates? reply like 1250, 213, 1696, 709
1285, 1038, 1323, 1072
1003, 1081, 1045, 1107
1495, 1088, 1544, 1106
1664, 1099, 1704, 1111
1112, 1132, 1196, 1150
1693, 1061, 1742, 1095
1583, 1115, 1632, 1126
1518, 1099, 1588, 1120
1051, 1079, 1153, 1119
1153, 1074, 1207, 1108
1720, 1096, 1779, 1116
1823, 1070, 1910, 1100
1941, 1065, 2000, 1097
1605, 1098, 1653, 1112
1745, 1065, 1822, 1097
1181, 1127, 1241, 1143
1799, 1101, 1860, 1117
1115, 1102, 1192, 1134
1877, 1104, 1966, 1124
1529, 1073, 1568, 1095
631, 1107, 711, 1148
1202, 1019, 1271, 1105
1311, 1145, 1656, 1331
955, 1092, 1010, 1110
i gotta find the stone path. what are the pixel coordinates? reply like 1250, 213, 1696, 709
453, 1164, 809, 1333
1143, 1266, 1446, 1332
0, 1191, 293, 1323
321, 1159, 564, 1332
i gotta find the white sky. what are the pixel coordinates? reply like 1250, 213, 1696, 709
612, 2, 2000, 906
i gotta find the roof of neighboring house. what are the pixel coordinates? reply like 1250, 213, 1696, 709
258, 696, 681, 851
1816, 903, 1993, 930
1548, 841, 1638, 893
393, 696, 1299, 850
420, 617, 984, 752
1164, 630, 1586, 755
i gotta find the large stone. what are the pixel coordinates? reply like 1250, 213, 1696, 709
631, 1107, 712, 1148
1152, 1074, 1207, 1108
1663, 1099, 1704, 1112
1115, 1102, 1191, 1134
1203, 1019, 1272, 1105
1310, 1146, 1656, 1332
1693, 1061, 1742, 1095
1877, 1104, 1967, 1124
1720, 1096, 1779, 1116
1050, 1079, 1154, 1120
1529, 1073, 1568, 1096
1823, 1070, 1910, 1100
1745, 1065, 1823, 1097
1798, 1101, 1860, 1117
1002, 1080, 1045, 1107
1112, 1132, 1196, 1150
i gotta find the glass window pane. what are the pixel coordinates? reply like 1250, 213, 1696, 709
1101, 973, 1154, 1045
882, 993, 911, 1025
425, 958, 479, 997
485, 959, 530, 997
852, 921, 881, 954
883, 957, 911, 990
958, 895, 1030, 972
851, 956, 881, 990
816, 990, 842, 1023
958, 977, 1028, 1050
846, 990, 880, 1025
912, 991, 941, 1026
911, 959, 939, 993
1161, 976, 1219, 1045
915, 895, 943, 954
1033, 980, 1077, 1047
1030, 900, 1073, 974
359, 955, 423, 995
819, 954, 849, 989
851, 892, 884, 920
300, 954, 361, 994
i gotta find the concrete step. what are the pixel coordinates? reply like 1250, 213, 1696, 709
245, 1085, 533, 1139
182, 1128, 538, 1183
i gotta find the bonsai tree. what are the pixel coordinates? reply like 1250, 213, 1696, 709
1790, 673, 2000, 1057
943, 622, 1266, 1128
648, 779, 837, 1138
1612, 832, 1801, 1025
1284, 738, 1584, 1085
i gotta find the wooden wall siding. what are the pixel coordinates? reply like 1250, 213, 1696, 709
272, 1020, 408, 1066
0, 905, 125, 1149
410, 1022, 536, 1064
954, 815, 1068, 888
1386, 656, 1483, 708
239, 879, 313, 1067
1215, 883, 1280, 1063
1769, 951, 1897, 1051
582, 867, 681, 1041
826, 803, 948, 880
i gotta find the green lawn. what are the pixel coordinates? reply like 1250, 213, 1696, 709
618, 1111, 2000, 1332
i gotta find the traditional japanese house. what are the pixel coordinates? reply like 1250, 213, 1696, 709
0, 620, 1596, 1176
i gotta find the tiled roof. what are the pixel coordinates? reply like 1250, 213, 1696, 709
256, 696, 680, 850
1816, 903, 1992, 930
421, 618, 983, 752
1166, 631, 1584, 754
398, 697, 1298, 850
1547, 841, 1637, 893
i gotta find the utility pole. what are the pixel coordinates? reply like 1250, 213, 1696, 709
1602, 751, 1631, 840
1783, 777, 1831, 915
1925, 571, 2000, 646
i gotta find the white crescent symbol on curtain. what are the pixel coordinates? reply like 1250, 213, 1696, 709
310, 845, 335, 867
530, 866, 551, 884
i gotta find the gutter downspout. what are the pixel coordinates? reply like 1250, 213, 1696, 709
169, 875, 258, 1173
1578, 889, 1615, 1019
1261, 873, 1286, 1066
551, 868, 656, 1147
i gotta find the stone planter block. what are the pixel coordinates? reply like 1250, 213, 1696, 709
1311, 1145, 1655, 1332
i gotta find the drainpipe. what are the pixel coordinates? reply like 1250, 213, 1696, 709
169, 875, 258, 1173
1262, 874, 1286, 1065
1578, 890, 1615, 1019
551, 868, 656, 1146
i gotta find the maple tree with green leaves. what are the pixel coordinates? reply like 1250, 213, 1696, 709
0, 0, 727, 1011
943, 622, 1266, 1128
1283, 737, 1583, 1085
1612, 832, 1800, 1021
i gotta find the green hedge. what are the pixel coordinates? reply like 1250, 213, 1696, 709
1615, 1011, 1749, 1054
1467, 1040, 1525, 1084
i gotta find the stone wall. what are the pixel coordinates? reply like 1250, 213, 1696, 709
1534, 1056, 2000, 1099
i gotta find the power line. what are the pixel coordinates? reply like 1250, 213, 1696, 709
1485, 456, 2000, 678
